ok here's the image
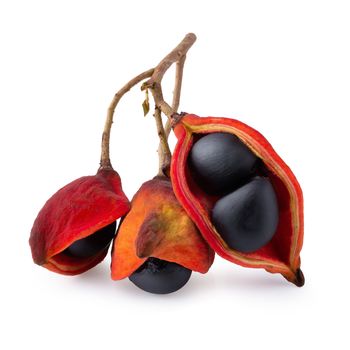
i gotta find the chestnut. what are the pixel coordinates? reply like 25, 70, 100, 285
63, 221, 117, 259
211, 177, 279, 253
189, 132, 258, 195
129, 257, 192, 294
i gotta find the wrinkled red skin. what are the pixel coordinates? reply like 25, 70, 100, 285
171, 114, 304, 286
111, 177, 215, 280
29, 168, 130, 275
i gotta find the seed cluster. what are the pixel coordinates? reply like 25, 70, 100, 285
189, 132, 279, 253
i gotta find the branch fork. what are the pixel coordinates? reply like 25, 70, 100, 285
99, 33, 197, 176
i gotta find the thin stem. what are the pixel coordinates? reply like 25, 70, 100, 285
157, 55, 187, 174
148, 83, 174, 118
172, 55, 186, 112
100, 68, 154, 169
143, 34, 196, 176
154, 107, 171, 176
166, 55, 187, 137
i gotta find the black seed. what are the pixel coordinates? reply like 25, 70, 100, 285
63, 221, 117, 259
189, 132, 259, 195
129, 257, 192, 294
212, 177, 279, 253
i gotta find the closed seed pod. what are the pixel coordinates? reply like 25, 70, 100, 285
111, 176, 215, 281
30, 168, 130, 275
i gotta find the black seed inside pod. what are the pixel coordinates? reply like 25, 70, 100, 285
212, 177, 279, 253
189, 132, 259, 195
63, 221, 117, 259
129, 257, 192, 294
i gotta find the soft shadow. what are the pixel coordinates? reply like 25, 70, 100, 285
68, 260, 304, 299
109, 271, 214, 301
177, 271, 218, 297
109, 269, 299, 300
218, 268, 301, 296
112, 278, 149, 297
113, 277, 191, 300
74, 262, 111, 287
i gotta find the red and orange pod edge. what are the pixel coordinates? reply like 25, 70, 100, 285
29, 168, 130, 275
170, 113, 304, 286
111, 176, 215, 280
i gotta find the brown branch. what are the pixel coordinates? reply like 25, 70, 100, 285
154, 107, 171, 176
143, 33, 196, 92
142, 34, 196, 176
157, 55, 187, 175
142, 33, 196, 118
172, 55, 186, 112
147, 83, 174, 117
100, 68, 154, 169
99, 34, 195, 175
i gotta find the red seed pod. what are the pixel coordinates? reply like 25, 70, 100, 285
28, 68, 153, 276
111, 176, 214, 280
30, 168, 130, 275
170, 114, 304, 286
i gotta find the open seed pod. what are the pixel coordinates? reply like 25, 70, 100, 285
170, 113, 304, 286
111, 176, 215, 292
30, 168, 130, 275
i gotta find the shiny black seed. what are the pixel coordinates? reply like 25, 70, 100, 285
189, 132, 259, 195
129, 257, 192, 294
63, 221, 117, 259
212, 177, 279, 253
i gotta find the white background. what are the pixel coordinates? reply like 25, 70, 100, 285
1, 1, 349, 349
